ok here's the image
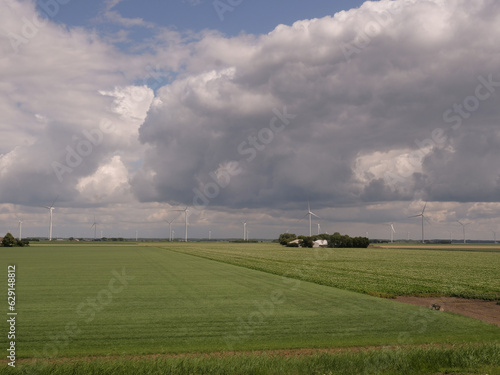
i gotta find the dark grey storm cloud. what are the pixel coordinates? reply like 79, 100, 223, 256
133, 0, 500, 210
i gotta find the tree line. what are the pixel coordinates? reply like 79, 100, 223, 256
278, 232, 369, 248
1, 233, 29, 247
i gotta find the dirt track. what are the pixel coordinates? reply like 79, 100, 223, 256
395, 296, 500, 327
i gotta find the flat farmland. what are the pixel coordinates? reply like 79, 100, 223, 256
1, 243, 499, 374
167, 242, 500, 300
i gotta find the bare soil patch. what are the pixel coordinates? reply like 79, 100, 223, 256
395, 296, 500, 327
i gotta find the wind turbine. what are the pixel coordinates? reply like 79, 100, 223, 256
165, 219, 174, 242
317, 223, 321, 235
241, 220, 247, 241
173, 207, 189, 242
91, 216, 99, 240
457, 221, 470, 244
42, 196, 58, 241
409, 202, 427, 243
299, 201, 320, 236
385, 223, 396, 243
17, 217, 23, 241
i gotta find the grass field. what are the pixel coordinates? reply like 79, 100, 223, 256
10, 344, 500, 375
1, 242, 499, 374
165, 242, 500, 300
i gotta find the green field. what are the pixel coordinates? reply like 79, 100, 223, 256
165, 242, 500, 300
1, 242, 499, 374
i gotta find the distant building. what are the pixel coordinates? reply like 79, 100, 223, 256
313, 239, 328, 248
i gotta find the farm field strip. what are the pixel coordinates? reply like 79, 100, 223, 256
1, 244, 498, 360
8, 343, 500, 375
164, 242, 500, 300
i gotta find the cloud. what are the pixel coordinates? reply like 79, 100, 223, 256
76, 155, 132, 204
133, 0, 500, 213
2, 0, 500, 239
0, 1, 154, 207
95, 0, 155, 29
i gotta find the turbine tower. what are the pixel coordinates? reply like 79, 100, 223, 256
42, 196, 58, 241
173, 207, 189, 242
17, 217, 23, 241
300, 201, 320, 236
385, 223, 396, 243
241, 220, 247, 241
317, 223, 321, 235
409, 202, 427, 243
91, 216, 99, 240
165, 219, 174, 242
457, 221, 469, 244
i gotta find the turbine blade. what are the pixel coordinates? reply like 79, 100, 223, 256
310, 212, 321, 219
50, 195, 59, 208
421, 202, 427, 214
408, 214, 421, 218
297, 213, 309, 222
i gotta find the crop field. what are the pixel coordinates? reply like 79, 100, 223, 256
167, 242, 500, 300
1, 242, 499, 374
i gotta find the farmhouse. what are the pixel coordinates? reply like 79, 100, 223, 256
313, 239, 328, 248
286, 239, 328, 248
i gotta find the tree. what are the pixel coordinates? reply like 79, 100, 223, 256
298, 235, 314, 248
15, 239, 29, 247
328, 233, 369, 248
279, 233, 297, 246
2, 233, 15, 247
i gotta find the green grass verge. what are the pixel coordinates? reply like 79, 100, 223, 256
164, 242, 500, 300
8, 343, 500, 375
1, 244, 498, 360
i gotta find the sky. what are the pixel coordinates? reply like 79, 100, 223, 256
1, 0, 500, 241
